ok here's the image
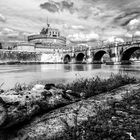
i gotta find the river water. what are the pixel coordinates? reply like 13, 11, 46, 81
0, 62, 140, 89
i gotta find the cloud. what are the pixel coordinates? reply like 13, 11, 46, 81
0, 28, 20, 41
71, 25, 85, 30
0, 28, 19, 40
40, 0, 77, 14
134, 31, 140, 36
0, 27, 31, 41
105, 36, 124, 43
127, 18, 140, 30
40, 2, 59, 13
123, 18, 140, 37
113, 7, 140, 27
125, 32, 132, 38
68, 32, 99, 43
60, 1, 75, 13
63, 24, 85, 30
115, 37, 124, 42
0, 28, 15, 35
128, 19, 139, 25
0, 13, 6, 22
22, 32, 33, 36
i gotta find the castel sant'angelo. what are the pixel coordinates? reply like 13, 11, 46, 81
13, 23, 68, 53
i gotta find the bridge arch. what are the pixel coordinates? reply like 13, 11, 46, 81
64, 54, 71, 64
93, 50, 109, 62
76, 53, 85, 63
121, 46, 140, 61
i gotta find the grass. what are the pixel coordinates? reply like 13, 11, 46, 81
56, 73, 137, 98
11, 73, 137, 99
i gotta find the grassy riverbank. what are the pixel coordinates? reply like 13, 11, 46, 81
57, 73, 137, 98
0, 74, 139, 140
12, 73, 137, 98
12, 73, 137, 97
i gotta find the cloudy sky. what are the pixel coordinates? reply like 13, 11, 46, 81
0, 0, 140, 43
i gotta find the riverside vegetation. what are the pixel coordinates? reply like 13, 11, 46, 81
0, 73, 139, 140
56, 73, 137, 98
13, 73, 137, 96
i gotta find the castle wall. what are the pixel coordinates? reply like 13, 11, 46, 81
0, 50, 41, 63
13, 44, 35, 52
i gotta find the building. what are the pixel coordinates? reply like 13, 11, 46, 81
13, 42, 35, 52
9, 23, 66, 53
27, 23, 67, 52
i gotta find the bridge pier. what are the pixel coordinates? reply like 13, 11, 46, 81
71, 57, 76, 63
86, 57, 93, 63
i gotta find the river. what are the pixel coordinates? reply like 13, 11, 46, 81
0, 62, 140, 89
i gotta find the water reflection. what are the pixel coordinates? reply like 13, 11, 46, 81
73, 64, 87, 71
0, 63, 140, 89
63, 64, 100, 72
63, 64, 72, 72
41, 64, 62, 72
91, 64, 102, 69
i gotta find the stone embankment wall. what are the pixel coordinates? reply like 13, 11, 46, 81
0, 50, 63, 64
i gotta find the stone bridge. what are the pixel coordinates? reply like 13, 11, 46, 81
63, 40, 140, 64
